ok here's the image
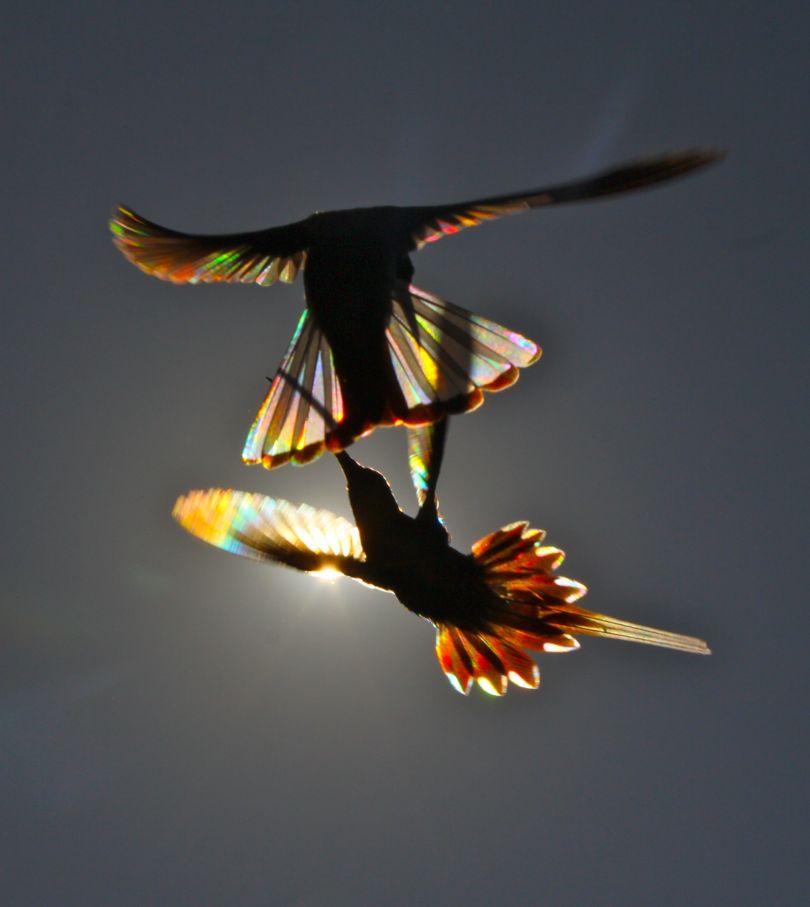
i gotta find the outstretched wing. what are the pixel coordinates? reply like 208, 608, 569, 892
110, 206, 308, 286
173, 489, 366, 577
387, 285, 540, 424
242, 310, 345, 469
403, 149, 723, 249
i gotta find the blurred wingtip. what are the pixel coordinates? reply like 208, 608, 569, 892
683, 147, 727, 168
644, 147, 727, 178
109, 204, 128, 241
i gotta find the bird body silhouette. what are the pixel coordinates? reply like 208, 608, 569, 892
172, 423, 710, 695
112, 150, 721, 469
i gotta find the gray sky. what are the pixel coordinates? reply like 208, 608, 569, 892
3, 2, 808, 904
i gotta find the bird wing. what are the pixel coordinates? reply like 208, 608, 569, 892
110, 206, 308, 286
386, 285, 540, 424
173, 489, 367, 577
403, 149, 722, 250
408, 420, 450, 543
407, 420, 446, 511
242, 310, 346, 469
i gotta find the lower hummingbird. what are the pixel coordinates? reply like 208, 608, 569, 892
172, 421, 710, 695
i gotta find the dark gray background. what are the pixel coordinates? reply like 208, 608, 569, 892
3, 2, 808, 904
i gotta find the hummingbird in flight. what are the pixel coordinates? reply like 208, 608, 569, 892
172, 420, 710, 696
113, 149, 721, 470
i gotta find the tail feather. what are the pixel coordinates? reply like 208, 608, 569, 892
483, 635, 542, 689
435, 624, 541, 696
546, 607, 711, 655
495, 619, 580, 653
461, 632, 510, 696
244, 286, 540, 469
436, 626, 474, 695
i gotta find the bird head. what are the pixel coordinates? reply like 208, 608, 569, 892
334, 450, 404, 547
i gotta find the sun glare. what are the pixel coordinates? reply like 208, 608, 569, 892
314, 567, 343, 583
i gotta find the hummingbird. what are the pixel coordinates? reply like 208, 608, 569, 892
172, 420, 710, 696
113, 149, 721, 470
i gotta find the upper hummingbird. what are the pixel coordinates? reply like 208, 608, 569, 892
172, 421, 710, 696
112, 149, 721, 469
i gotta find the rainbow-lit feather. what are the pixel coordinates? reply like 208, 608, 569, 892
407, 424, 435, 510
242, 311, 346, 469
386, 286, 540, 424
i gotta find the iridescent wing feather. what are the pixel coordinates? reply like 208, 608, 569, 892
405, 149, 723, 249
408, 419, 450, 543
173, 489, 367, 577
110, 206, 308, 286
407, 423, 441, 511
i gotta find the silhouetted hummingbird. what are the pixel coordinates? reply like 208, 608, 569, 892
113, 150, 721, 469
172, 421, 710, 695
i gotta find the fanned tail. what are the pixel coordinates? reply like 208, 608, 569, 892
243, 287, 539, 470
386, 285, 540, 426
439, 521, 710, 695
433, 522, 583, 696
242, 310, 347, 469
